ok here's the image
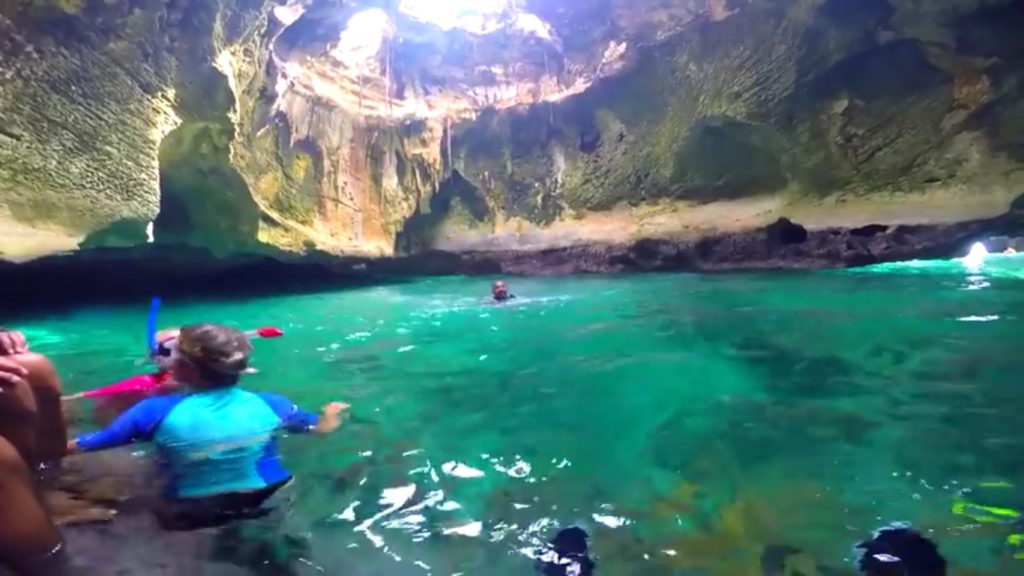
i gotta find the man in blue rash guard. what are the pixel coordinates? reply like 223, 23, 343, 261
67, 323, 349, 530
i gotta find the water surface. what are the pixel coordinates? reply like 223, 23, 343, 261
16, 256, 1024, 574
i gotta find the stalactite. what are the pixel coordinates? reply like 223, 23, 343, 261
445, 114, 453, 177
358, 74, 364, 116
385, 34, 393, 117
543, 49, 553, 126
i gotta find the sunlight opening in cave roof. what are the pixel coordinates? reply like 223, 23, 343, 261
331, 8, 392, 67
398, 0, 514, 33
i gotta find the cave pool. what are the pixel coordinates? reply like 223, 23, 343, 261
15, 257, 1024, 574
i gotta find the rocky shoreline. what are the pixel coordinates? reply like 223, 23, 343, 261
2, 206, 1022, 314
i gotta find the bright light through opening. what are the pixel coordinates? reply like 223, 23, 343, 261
332, 8, 392, 66
399, 0, 511, 32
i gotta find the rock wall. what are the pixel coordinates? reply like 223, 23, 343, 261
410, 0, 1024, 251
0, 0, 268, 258
2, 0, 1023, 261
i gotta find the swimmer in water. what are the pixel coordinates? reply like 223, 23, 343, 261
67, 323, 349, 530
63, 327, 183, 427
491, 280, 516, 303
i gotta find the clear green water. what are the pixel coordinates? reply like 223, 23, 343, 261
14, 255, 1024, 574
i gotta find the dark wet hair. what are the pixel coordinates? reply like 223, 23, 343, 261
176, 324, 252, 388
857, 527, 946, 576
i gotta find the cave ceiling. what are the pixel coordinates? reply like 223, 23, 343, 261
270, 0, 737, 123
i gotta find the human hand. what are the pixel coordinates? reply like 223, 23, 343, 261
321, 402, 350, 417
0, 330, 28, 355
0, 356, 28, 389
314, 402, 350, 434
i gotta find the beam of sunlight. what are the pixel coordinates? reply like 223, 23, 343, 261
399, 0, 512, 32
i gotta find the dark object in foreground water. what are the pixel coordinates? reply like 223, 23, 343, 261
536, 527, 595, 576
856, 526, 947, 576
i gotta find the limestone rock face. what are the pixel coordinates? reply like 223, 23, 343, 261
2, 0, 1023, 260
0, 0, 266, 258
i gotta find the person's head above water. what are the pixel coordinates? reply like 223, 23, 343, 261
170, 324, 253, 390
492, 280, 512, 301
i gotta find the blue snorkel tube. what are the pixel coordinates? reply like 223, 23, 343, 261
146, 297, 161, 355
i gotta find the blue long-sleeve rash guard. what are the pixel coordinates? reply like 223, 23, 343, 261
75, 388, 319, 499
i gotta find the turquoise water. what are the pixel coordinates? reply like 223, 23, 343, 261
14, 255, 1024, 574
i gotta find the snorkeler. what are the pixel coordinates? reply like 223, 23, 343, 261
65, 316, 281, 426
491, 280, 516, 303
856, 525, 947, 576
0, 330, 70, 575
67, 323, 349, 531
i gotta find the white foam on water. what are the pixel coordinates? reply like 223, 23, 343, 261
382, 513, 426, 531
354, 483, 417, 549
593, 513, 632, 529
494, 456, 532, 479
443, 521, 483, 537
441, 461, 486, 478
336, 501, 360, 521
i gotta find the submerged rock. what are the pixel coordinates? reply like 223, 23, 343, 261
42, 451, 306, 575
